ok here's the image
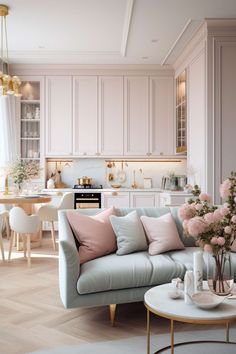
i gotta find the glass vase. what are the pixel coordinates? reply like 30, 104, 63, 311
207, 250, 234, 296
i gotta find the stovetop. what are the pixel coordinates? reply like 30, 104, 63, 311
73, 184, 103, 189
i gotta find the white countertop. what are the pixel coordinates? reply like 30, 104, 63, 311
42, 187, 192, 195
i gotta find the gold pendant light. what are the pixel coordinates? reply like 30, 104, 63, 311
0, 4, 21, 96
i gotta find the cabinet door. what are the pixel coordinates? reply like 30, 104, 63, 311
73, 76, 98, 156
102, 192, 129, 208
99, 77, 123, 156
150, 77, 174, 156
46, 76, 72, 156
124, 77, 149, 156
130, 192, 158, 207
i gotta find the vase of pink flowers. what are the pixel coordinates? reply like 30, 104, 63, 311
179, 171, 236, 295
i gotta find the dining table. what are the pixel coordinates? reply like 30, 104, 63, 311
0, 193, 52, 249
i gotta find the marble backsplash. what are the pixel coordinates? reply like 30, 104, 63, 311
46, 158, 187, 189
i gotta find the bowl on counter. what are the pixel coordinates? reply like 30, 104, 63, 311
110, 184, 122, 189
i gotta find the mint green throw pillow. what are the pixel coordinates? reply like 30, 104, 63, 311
110, 210, 148, 255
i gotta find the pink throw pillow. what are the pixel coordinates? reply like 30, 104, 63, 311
67, 207, 117, 264
140, 213, 185, 255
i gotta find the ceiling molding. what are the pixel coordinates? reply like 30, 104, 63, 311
120, 0, 134, 57
9, 50, 122, 59
161, 18, 192, 65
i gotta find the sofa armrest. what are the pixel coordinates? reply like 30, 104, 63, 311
58, 210, 80, 308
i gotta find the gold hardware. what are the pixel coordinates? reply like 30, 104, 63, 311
112, 191, 118, 196
109, 304, 117, 327
108, 173, 114, 181
0, 5, 8, 17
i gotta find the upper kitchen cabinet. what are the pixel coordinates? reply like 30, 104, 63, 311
124, 77, 149, 156
73, 76, 98, 156
45, 76, 73, 157
175, 70, 187, 154
19, 76, 44, 180
99, 77, 123, 156
150, 77, 174, 156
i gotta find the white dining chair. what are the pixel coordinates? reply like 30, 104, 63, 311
37, 192, 74, 250
8, 207, 40, 267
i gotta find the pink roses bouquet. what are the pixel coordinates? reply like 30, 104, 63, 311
178, 172, 236, 255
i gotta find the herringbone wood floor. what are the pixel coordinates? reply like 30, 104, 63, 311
0, 233, 229, 354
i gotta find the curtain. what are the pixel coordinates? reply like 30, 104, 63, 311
0, 94, 18, 191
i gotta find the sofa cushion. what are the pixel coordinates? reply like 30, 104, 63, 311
110, 210, 148, 255
77, 251, 185, 294
141, 213, 185, 255
67, 207, 117, 264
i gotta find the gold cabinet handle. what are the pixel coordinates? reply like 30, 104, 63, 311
112, 191, 118, 196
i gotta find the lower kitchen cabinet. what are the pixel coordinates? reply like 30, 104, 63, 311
159, 192, 192, 207
102, 192, 130, 208
130, 192, 159, 208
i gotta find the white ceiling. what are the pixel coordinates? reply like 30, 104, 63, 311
2, 0, 236, 65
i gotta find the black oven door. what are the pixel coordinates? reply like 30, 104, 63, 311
74, 193, 101, 209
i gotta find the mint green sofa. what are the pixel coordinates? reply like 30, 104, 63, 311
58, 207, 205, 323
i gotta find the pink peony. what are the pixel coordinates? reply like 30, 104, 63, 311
217, 237, 225, 246
199, 193, 211, 202
204, 212, 215, 224
195, 203, 203, 211
178, 203, 196, 220
223, 202, 229, 209
210, 236, 218, 245
231, 215, 236, 223
224, 226, 232, 234
187, 217, 207, 237
220, 207, 230, 216
213, 209, 223, 222
204, 244, 213, 253
220, 179, 231, 199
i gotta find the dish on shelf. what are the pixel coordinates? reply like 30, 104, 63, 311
191, 292, 228, 309
110, 184, 122, 189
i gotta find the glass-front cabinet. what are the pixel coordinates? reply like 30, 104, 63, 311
176, 70, 187, 153
19, 77, 44, 181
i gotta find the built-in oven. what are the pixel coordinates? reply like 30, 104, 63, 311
74, 192, 101, 209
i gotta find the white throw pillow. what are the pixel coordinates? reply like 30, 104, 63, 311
110, 210, 148, 255
140, 213, 185, 255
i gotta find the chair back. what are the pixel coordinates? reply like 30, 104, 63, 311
9, 207, 40, 234
58, 192, 74, 210
0, 210, 9, 232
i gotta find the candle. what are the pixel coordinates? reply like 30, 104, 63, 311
184, 270, 194, 304
193, 251, 203, 292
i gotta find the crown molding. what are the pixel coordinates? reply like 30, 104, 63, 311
10, 63, 174, 76
120, 0, 134, 57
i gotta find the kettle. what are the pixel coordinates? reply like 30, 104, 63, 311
161, 175, 187, 191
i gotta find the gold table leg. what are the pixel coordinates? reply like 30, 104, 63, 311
226, 322, 229, 343
171, 319, 174, 354
147, 308, 150, 354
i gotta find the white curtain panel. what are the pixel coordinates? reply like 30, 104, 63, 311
0, 94, 17, 167
0, 94, 18, 190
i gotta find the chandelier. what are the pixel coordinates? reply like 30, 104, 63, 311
0, 4, 21, 96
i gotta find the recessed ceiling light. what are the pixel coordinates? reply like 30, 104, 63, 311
142, 56, 149, 59
151, 39, 159, 43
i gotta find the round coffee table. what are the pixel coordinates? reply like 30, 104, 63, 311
144, 283, 236, 354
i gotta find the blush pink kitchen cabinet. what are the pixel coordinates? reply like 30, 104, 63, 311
45, 76, 73, 157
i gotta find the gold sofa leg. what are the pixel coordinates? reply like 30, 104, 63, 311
109, 304, 117, 326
